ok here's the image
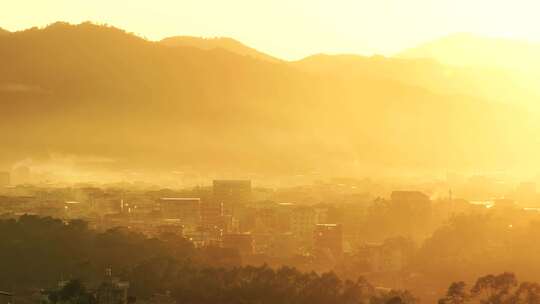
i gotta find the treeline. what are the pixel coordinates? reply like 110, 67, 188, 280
439, 272, 540, 304
0, 215, 414, 304
50, 266, 415, 304
0, 215, 237, 290
328, 209, 540, 302
412, 213, 540, 286
128, 261, 416, 304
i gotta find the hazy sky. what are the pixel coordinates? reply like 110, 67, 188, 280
2, 0, 540, 59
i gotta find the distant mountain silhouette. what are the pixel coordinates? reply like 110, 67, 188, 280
0, 22, 537, 178
398, 33, 540, 72
293, 53, 534, 104
160, 36, 280, 63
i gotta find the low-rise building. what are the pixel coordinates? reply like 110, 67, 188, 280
222, 233, 254, 255
313, 224, 343, 258
159, 197, 201, 230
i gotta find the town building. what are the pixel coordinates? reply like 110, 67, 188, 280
313, 224, 343, 258
200, 199, 223, 230
291, 206, 316, 240
213, 180, 252, 216
358, 242, 406, 273
222, 233, 254, 255
158, 197, 201, 230
96, 268, 130, 304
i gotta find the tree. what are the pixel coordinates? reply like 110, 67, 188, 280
507, 282, 540, 304
471, 272, 517, 303
436, 273, 540, 304
47, 279, 96, 304
439, 281, 468, 304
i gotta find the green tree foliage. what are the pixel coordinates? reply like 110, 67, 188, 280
47, 280, 96, 304
359, 198, 432, 241
0, 215, 199, 292
438, 281, 468, 304
438, 273, 540, 304
162, 264, 416, 304
0, 215, 414, 304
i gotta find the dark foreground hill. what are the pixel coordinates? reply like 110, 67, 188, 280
0, 22, 537, 178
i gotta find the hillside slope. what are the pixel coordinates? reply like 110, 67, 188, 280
160, 36, 280, 63
398, 33, 540, 72
0, 22, 536, 178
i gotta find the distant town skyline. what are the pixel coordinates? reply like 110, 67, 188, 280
3, 0, 540, 60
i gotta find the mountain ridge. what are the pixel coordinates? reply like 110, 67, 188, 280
0, 22, 537, 178
398, 33, 540, 71
160, 35, 281, 63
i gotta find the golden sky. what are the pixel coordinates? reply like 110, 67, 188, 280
2, 0, 540, 60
